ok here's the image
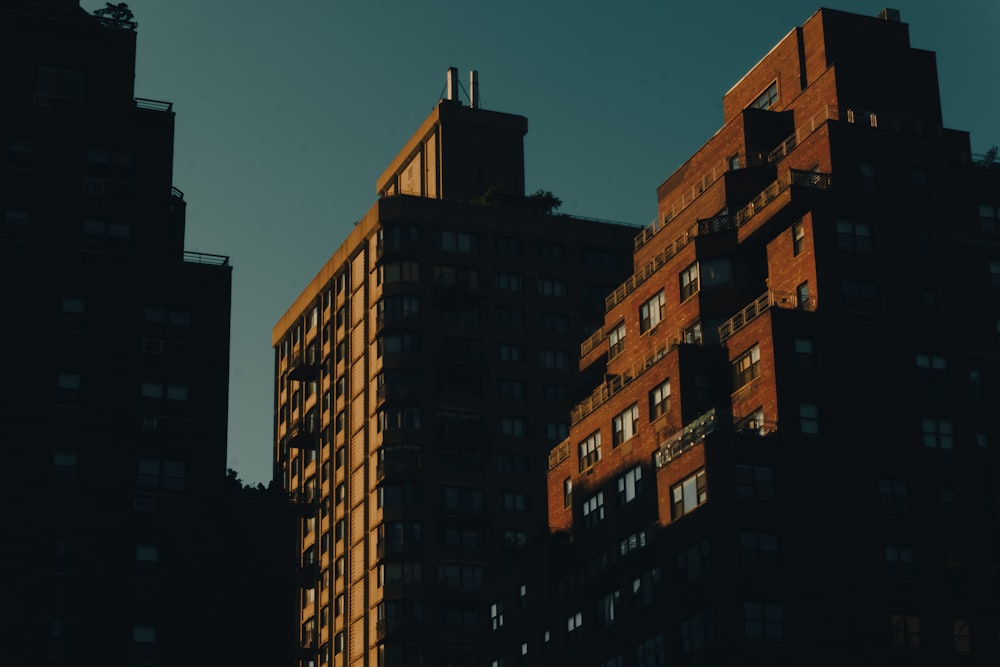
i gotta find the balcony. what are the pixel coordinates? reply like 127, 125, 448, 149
288, 355, 317, 382
286, 419, 320, 450
182, 251, 229, 267
717, 290, 817, 342
606, 214, 737, 311
571, 340, 673, 425
729, 169, 832, 232
655, 409, 718, 468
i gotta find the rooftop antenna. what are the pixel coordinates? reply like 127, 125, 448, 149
446, 67, 459, 102
470, 70, 479, 109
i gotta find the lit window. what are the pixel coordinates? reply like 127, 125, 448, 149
578, 431, 601, 471
792, 221, 805, 256
679, 263, 699, 300
567, 611, 583, 634
612, 404, 639, 446
639, 291, 665, 333
490, 601, 503, 630
608, 321, 626, 359
582, 492, 604, 528
749, 81, 778, 110
617, 465, 642, 504
732, 344, 761, 388
648, 379, 670, 420
670, 469, 707, 519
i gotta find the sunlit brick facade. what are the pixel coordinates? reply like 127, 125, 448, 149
488, 8, 1000, 666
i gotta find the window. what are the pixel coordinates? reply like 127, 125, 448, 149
37, 64, 86, 99
859, 160, 878, 192
503, 531, 527, 549
490, 602, 503, 630
699, 258, 731, 288
495, 306, 525, 327
744, 602, 783, 638
55, 372, 82, 405
676, 540, 709, 583
7, 135, 34, 167
836, 219, 873, 251
136, 459, 185, 491
619, 530, 647, 556
380, 561, 423, 586
539, 349, 568, 369
377, 482, 422, 508
891, 614, 920, 649
578, 431, 601, 471
728, 152, 741, 170
749, 81, 778, 110
496, 236, 522, 255
562, 478, 572, 508
377, 407, 421, 431
732, 344, 761, 388
494, 272, 523, 291
632, 568, 661, 608
639, 291, 665, 333
617, 466, 642, 504
880, 478, 909, 513
566, 611, 583, 635
739, 532, 779, 565
792, 221, 805, 256
885, 545, 915, 578
800, 403, 819, 434
379, 260, 420, 284
502, 492, 527, 511
794, 338, 814, 369
52, 451, 77, 482
543, 385, 567, 404
437, 563, 482, 592
634, 634, 665, 667
952, 619, 971, 654
376, 295, 420, 323
612, 404, 638, 447
735, 464, 774, 498
915, 353, 947, 383
497, 343, 525, 363
439, 230, 476, 253
978, 203, 999, 232
540, 242, 566, 261
679, 263, 699, 300
680, 611, 712, 656
991, 259, 1000, 287
545, 421, 568, 442
648, 379, 670, 420
795, 281, 810, 309
497, 379, 525, 399
82, 218, 131, 252
541, 312, 568, 332
582, 492, 605, 528
440, 487, 483, 516
537, 278, 567, 297
922, 417, 953, 450
596, 590, 620, 627
671, 469, 707, 519
608, 322, 626, 359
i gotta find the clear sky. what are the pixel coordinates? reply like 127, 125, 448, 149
79, 0, 1000, 484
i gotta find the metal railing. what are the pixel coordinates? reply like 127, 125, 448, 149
579, 326, 606, 358
729, 169, 832, 230
606, 214, 738, 311
654, 409, 718, 468
135, 98, 172, 112
717, 290, 818, 342
548, 440, 570, 470
570, 341, 672, 425
182, 251, 230, 267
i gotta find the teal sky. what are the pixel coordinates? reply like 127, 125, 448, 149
80, 1, 1000, 484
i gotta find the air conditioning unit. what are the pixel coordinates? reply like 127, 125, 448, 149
141, 338, 165, 354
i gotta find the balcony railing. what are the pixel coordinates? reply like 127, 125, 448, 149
717, 290, 818, 342
182, 251, 229, 267
135, 97, 172, 112
579, 326, 606, 358
654, 409, 718, 468
606, 214, 737, 311
571, 341, 671, 425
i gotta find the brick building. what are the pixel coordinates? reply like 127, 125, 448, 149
0, 1, 294, 663
488, 8, 1000, 666
271, 75, 639, 667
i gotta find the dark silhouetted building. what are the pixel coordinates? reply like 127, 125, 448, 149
485, 8, 1000, 666
0, 1, 294, 664
272, 73, 639, 667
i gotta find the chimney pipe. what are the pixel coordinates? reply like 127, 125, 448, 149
469, 70, 479, 109
446, 67, 459, 102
